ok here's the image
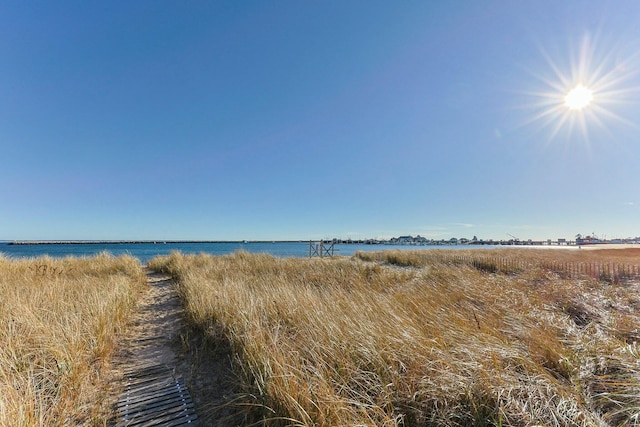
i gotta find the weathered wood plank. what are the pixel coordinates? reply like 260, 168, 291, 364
122, 375, 172, 389
122, 402, 195, 420
117, 401, 196, 426
117, 382, 179, 408
116, 363, 198, 426
123, 364, 171, 378
119, 385, 192, 412
121, 376, 176, 395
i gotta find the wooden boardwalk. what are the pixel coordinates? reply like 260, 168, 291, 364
114, 272, 200, 426
116, 364, 198, 426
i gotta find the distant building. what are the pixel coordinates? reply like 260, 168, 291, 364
576, 236, 601, 245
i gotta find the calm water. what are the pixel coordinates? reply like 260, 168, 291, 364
0, 241, 470, 265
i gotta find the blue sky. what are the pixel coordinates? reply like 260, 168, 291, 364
2, 1, 640, 241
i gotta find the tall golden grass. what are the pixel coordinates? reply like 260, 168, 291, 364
0, 253, 146, 426
151, 249, 640, 426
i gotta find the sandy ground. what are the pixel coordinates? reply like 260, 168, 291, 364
497, 244, 640, 252
108, 269, 235, 426
576, 244, 640, 251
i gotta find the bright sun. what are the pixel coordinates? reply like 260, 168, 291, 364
522, 33, 639, 144
565, 84, 593, 110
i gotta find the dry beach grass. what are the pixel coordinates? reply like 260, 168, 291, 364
0, 253, 146, 426
150, 248, 640, 426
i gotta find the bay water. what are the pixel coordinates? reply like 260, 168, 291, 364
0, 241, 469, 265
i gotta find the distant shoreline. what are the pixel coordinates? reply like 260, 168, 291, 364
6, 240, 306, 246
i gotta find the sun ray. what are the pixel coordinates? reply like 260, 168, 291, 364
591, 104, 636, 127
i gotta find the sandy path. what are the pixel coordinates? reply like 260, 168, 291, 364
116, 271, 184, 369
109, 269, 235, 426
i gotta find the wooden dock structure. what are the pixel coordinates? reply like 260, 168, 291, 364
309, 240, 335, 258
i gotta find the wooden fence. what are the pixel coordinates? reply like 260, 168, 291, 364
434, 254, 640, 283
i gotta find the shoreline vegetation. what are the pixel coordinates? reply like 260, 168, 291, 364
148, 248, 640, 426
0, 253, 147, 425
2, 247, 640, 425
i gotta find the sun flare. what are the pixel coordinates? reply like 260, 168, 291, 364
521, 33, 638, 144
565, 84, 593, 110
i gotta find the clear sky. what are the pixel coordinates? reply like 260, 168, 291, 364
2, 1, 640, 241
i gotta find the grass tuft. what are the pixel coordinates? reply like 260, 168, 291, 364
0, 253, 146, 425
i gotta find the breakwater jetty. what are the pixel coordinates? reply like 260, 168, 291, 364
8, 240, 202, 245
8, 240, 304, 245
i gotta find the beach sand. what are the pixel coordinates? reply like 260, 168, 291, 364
577, 243, 640, 251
